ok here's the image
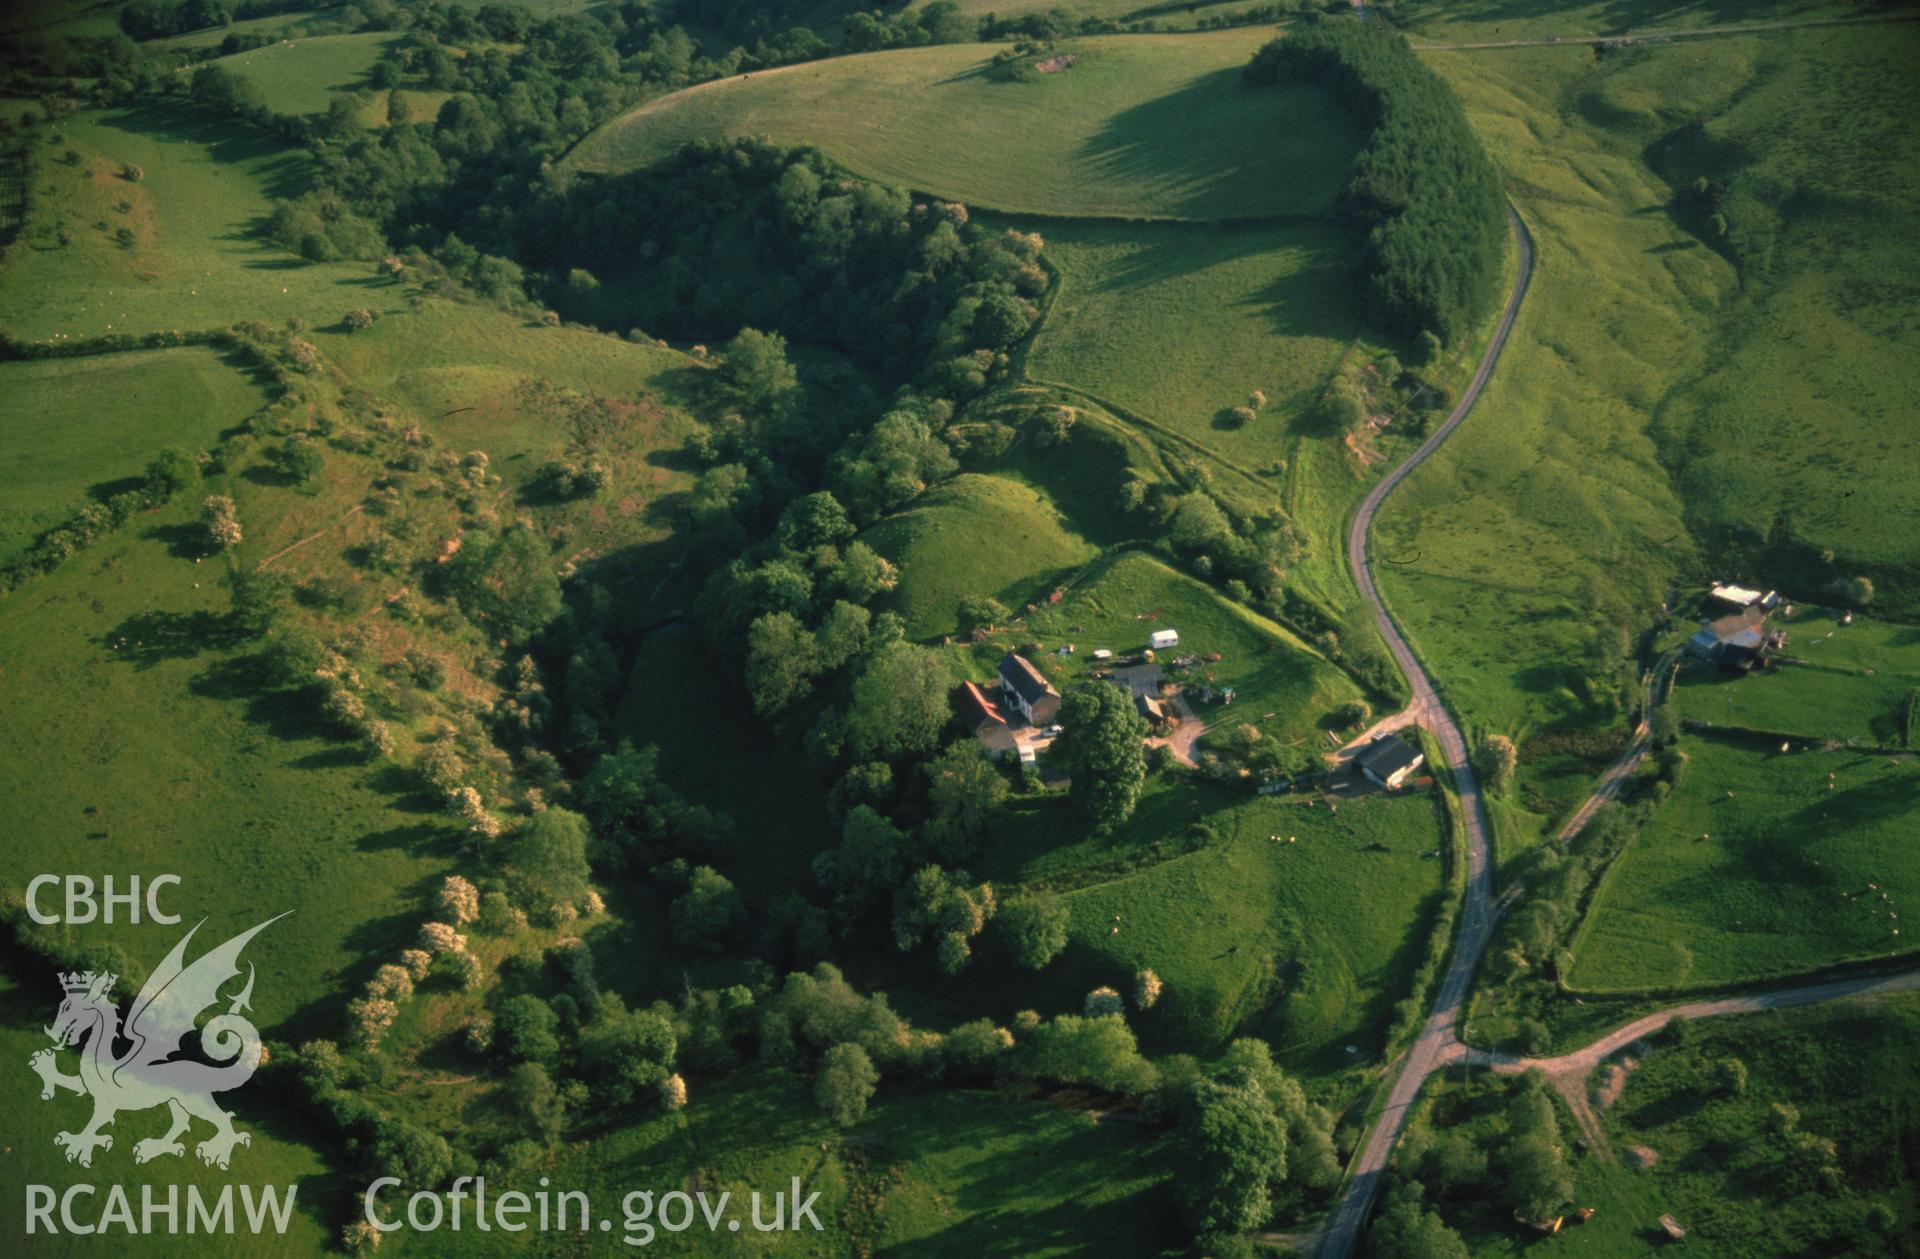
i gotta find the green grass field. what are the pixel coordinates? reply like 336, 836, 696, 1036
565, 31, 1361, 220
909, 0, 1287, 28
152, 10, 334, 50
1398, 0, 1903, 42
1368, 42, 1725, 812
1629, 26, 1920, 576
1673, 609, 1920, 746
0, 976, 343, 1257
0, 493, 462, 1041
0, 346, 269, 563
386, 1073, 1176, 1256
1569, 737, 1919, 990
0, 106, 375, 341
865, 472, 1100, 640
879, 772, 1445, 1071
1053, 790, 1446, 1064
1373, 26, 1920, 819
194, 32, 400, 117
1023, 217, 1367, 464
1572, 993, 1920, 1259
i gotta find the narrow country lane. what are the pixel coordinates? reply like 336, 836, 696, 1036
1315, 205, 1534, 1259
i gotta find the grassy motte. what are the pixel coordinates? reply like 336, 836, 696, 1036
865, 473, 1099, 640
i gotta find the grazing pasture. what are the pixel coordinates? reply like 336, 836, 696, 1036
0, 346, 268, 563
1375, 25, 1920, 810
1022, 217, 1368, 468
1673, 610, 1920, 747
0, 977, 340, 1257
394, 1073, 1175, 1256
196, 32, 400, 117
1579, 992, 1920, 1259
1398, 0, 1905, 42
0, 106, 371, 340
564, 31, 1363, 220
865, 473, 1099, 640
1050, 789, 1446, 1063
0, 498, 461, 1042
1628, 26, 1920, 580
152, 10, 334, 50
1569, 737, 1920, 991
1369, 43, 1721, 787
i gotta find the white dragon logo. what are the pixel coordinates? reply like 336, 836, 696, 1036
28, 913, 288, 1170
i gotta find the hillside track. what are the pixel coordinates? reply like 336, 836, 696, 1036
1316, 203, 1534, 1259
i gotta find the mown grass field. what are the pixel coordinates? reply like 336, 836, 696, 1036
1673, 609, 1920, 746
1022, 217, 1367, 466
976, 549, 1366, 748
1569, 737, 1919, 990
866, 472, 1100, 640
565, 31, 1362, 220
0, 106, 374, 340
0, 345, 269, 563
194, 32, 400, 117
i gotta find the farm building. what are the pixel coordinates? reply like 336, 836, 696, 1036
1355, 734, 1424, 790
998, 652, 1061, 724
1686, 605, 1781, 671
1707, 582, 1774, 611
1110, 661, 1164, 700
1106, 661, 1173, 729
953, 680, 1016, 759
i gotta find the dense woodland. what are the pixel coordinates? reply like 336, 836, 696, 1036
1247, 19, 1506, 344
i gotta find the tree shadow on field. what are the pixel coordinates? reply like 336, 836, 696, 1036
100, 608, 242, 668
142, 520, 213, 559
86, 473, 147, 503
1079, 69, 1348, 220
95, 101, 316, 202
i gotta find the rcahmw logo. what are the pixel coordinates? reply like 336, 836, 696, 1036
22, 912, 300, 1237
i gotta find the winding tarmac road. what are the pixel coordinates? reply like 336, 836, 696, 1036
1316, 204, 1535, 1259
